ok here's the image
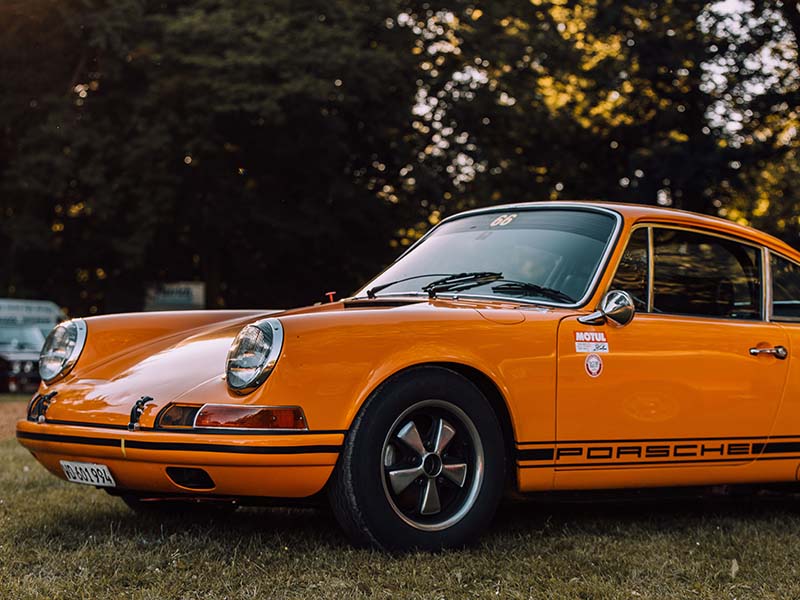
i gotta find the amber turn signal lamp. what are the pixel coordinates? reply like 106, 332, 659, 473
194, 404, 308, 430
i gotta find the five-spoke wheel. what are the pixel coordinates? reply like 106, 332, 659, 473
328, 366, 505, 550
381, 401, 483, 530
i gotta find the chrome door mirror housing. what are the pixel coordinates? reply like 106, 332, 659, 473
578, 290, 635, 327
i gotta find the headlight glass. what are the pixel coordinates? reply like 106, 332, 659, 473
39, 319, 87, 383
225, 318, 284, 393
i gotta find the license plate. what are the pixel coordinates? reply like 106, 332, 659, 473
60, 460, 116, 488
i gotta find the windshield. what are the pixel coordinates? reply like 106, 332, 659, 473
359, 208, 619, 305
0, 325, 46, 350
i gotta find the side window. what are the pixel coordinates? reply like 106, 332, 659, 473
610, 228, 649, 311
771, 254, 800, 321
652, 228, 761, 320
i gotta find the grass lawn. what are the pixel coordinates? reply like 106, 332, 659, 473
3, 418, 800, 599
0, 393, 31, 403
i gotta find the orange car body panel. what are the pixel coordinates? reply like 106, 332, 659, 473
16, 201, 800, 499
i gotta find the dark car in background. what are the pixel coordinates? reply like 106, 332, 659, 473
0, 299, 62, 393
0, 325, 45, 393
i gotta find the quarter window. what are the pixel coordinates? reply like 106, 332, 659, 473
610, 228, 649, 311
652, 228, 761, 320
771, 254, 800, 321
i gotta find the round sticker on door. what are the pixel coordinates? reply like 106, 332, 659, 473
585, 353, 603, 378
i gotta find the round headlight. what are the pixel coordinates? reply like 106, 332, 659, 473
225, 318, 284, 393
39, 319, 88, 383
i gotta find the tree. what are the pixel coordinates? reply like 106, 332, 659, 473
2, 1, 800, 315
393, 1, 799, 234
700, 1, 800, 247
1, 0, 432, 313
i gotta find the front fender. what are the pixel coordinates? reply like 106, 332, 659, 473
249, 303, 562, 445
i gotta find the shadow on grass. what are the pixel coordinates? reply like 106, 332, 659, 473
21, 495, 350, 552
485, 488, 800, 543
18, 483, 800, 554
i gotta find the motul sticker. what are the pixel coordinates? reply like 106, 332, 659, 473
574, 331, 609, 353
585, 353, 604, 378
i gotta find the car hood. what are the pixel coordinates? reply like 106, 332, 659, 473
39, 298, 555, 428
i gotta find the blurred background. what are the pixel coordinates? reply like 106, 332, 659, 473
1, 0, 798, 316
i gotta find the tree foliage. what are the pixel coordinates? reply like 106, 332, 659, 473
406, 1, 798, 216
1, 0, 428, 312
1, 0, 798, 314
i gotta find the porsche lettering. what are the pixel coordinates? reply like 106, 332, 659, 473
553, 442, 759, 461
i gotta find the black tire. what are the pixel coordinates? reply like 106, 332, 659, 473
328, 366, 506, 551
121, 495, 238, 518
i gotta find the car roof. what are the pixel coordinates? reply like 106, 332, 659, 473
451, 200, 799, 260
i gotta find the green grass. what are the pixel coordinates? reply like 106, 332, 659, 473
0, 393, 30, 403
2, 437, 800, 599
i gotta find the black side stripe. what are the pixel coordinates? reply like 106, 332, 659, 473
514, 442, 800, 464
515, 434, 772, 446
124, 440, 341, 454
38, 418, 347, 436
514, 439, 800, 469
140, 427, 348, 436
758, 441, 800, 454
518, 454, 800, 469
520, 457, 752, 469
516, 448, 555, 461
17, 432, 120, 448
16, 431, 341, 455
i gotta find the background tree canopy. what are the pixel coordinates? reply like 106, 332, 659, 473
1, 0, 798, 314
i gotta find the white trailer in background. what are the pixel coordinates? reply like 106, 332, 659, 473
0, 298, 63, 337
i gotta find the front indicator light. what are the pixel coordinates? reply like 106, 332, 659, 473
194, 404, 307, 430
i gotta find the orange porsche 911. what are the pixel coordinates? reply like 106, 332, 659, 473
16, 201, 800, 550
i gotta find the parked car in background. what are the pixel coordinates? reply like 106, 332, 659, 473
0, 299, 62, 393
0, 325, 45, 393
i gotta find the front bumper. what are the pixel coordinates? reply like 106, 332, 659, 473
16, 419, 342, 498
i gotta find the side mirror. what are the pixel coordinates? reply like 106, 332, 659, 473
577, 290, 635, 327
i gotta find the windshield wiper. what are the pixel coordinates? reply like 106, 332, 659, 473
491, 280, 575, 304
422, 272, 503, 298
365, 273, 453, 299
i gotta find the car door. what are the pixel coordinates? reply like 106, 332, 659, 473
554, 225, 790, 483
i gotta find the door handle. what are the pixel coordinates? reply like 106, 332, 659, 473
749, 346, 788, 359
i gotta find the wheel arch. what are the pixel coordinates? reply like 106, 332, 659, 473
430, 362, 516, 470
343, 361, 518, 487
